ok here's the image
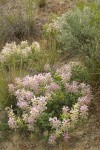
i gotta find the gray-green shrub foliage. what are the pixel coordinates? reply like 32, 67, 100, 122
57, 3, 100, 56
57, 2, 100, 85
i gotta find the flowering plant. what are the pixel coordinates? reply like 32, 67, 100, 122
43, 14, 64, 37
0, 41, 47, 72
7, 62, 92, 144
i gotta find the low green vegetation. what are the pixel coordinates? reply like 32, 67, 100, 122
0, 0, 99, 146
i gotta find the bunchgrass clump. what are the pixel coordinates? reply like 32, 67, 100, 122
0, 0, 37, 46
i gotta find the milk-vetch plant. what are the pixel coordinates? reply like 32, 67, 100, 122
6, 62, 92, 144
0, 41, 46, 72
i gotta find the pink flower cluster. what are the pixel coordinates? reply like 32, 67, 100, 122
48, 90, 92, 144
48, 67, 92, 144
49, 117, 70, 144
7, 62, 92, 144
66, 81, 78, 93
7, 108, 18, 129
56, 64, 72, 82
56, 62, 80, 83
7, 72, 60, 130
49, 117, 61, 129
27, 96, 47, 129
62, 106, 69, 115
48, 134, 57, 145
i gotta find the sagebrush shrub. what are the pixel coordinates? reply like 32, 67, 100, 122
57, 6, 99, 55
44, 2, 99, 53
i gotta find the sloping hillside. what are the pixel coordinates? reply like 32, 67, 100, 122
0, 0, 100, 150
